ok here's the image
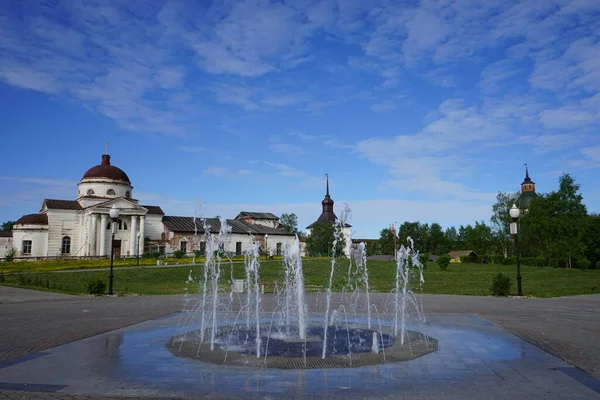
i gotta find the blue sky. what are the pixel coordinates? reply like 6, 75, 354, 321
1, 0, 599, 238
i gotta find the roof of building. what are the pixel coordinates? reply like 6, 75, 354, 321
141, 205, 165, 215
521, 164, 535, 185
0, 231, 13, 237
448, 250, 478, 258
15, 213, 48, 225
42, 199, 82, 211
162, 216, 294, 236
306, 174, 351, 229
517, 191, 538, 210
82, 154, 130, 183
235, 212, 280, 220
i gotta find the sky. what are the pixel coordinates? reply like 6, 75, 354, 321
0, 0, 599, 239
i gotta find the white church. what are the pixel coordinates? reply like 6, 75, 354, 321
1, 152, 352, 260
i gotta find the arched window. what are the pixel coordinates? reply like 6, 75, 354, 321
125, 191, 131, 198
107, 189, 116, 195
61, 236, 71, 254
105, 219, 128, 230
87, 189, 95, 195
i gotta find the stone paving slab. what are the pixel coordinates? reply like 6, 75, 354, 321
0, 312, 599, 399
1, 288, 600, 399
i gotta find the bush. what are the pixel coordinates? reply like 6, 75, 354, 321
193, 250, 203, 258
419, 253, 429, 266
86, 279, 106, 295
172, 250, 185, 259
577, 259, 591, 270
437, 254, 451, 271
5, 247, 16, 262
0, 272, 4, 282
459, 255, 470, 264
501, 257, 516, 265
490, 273, 511, 296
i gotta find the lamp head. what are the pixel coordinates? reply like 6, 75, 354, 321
137, 231, 141, 238
109, 205, 120, 220
509, 204, 520, 220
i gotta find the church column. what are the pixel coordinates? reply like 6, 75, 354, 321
130, 215, 138, 257
138, 216, 145, 256
87, 214, 92, 256
90, 214, 98, 256
99, 214, 108, 256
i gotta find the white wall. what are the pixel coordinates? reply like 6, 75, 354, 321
0, 237, 13, 258
144, 214, 164, 241
46, 210, 84, 257
77, 178, 133, 200
12, 227, 48, 257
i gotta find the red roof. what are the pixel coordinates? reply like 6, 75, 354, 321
16, 214, 48, 225
82, 154, 130, 183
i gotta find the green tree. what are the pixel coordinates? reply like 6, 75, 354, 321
584, 214, 600, 268
377, 228, 396, 255
444, 226, 459, 252
398, 222, 427, 251
464, 221, 493, 255
279, 213, 298, 234
521, 173, 587, 267
1, 221, 15, 231
427, 223, 447, 255
490, 191, 519, 257
305, 222, 346, 257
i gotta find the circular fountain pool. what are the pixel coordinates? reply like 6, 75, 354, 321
166, 323, 437, 369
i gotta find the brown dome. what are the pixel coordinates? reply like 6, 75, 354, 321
16, 213, 48, 225
82, 154, 130, 183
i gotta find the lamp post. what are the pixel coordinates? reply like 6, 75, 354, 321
509, 204, 523, 296
390, 223, 397, 255
264, 234, 269, 260
136, 231, 141, 267
108, 205, 120, 295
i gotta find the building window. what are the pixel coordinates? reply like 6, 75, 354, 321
180, 241, 187, 253
107, 189, 116, 195
87, 189, 95, 195
276, 242, 282, 256
22, 240, 32, 254
106, 219, 128, 230
200, 241, 206, 255
125, 191, 131, 198
61, 236, 71, 254
236, 242, 242, 256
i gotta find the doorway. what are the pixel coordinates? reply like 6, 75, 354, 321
113, 240, 122, 258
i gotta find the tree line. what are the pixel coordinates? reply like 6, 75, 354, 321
368, 173, 599, 268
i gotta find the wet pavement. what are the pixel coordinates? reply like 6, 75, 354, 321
0, 288, 599, 399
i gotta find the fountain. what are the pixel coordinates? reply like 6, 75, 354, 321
168, 208, 437, 369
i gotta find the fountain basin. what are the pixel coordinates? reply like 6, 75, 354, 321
167, 321, 437, 369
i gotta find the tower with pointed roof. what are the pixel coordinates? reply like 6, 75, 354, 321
517, 164, 537, 211
305, 174, 352, 256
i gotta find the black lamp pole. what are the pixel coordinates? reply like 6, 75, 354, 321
510, 204, 523, 296
136, 233, 140, 267
108, 205, 120, 296
514, 223, 523, 296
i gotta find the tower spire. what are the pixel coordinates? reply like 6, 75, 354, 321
104, 141, 109, 155
325, 173, 329, 196
524, 163, 529, 179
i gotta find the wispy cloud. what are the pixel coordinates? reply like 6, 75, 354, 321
178, 146, 208, 153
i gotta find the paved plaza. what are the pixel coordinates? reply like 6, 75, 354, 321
1, 286, 599, 399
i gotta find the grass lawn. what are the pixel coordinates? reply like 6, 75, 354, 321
1, 259, 599, 297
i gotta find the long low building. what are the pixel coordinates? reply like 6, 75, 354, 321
2, 152, 296, 260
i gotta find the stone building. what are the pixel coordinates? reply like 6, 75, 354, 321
2, 151, 295, 260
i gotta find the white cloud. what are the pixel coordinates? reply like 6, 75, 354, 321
581, 146, 600, 163
269, 143, 306, 156
178, 146, 208, 153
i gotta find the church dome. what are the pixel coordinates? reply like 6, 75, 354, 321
82, 154, 130, 183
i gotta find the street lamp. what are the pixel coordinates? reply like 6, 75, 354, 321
264, 234, 269, 260
509, 204, 523, 296
136, 231, 141, 267
108, 205, 120, 295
